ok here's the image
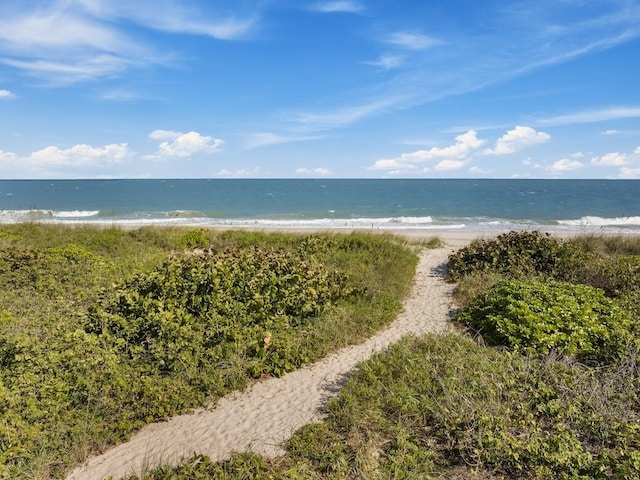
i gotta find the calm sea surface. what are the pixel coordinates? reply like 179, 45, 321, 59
1, 179, 639, 233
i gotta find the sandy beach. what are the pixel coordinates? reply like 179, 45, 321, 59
67, 237, 460, 480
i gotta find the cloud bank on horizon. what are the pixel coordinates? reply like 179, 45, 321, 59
0, 0, 639, 179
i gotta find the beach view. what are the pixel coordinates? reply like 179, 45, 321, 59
1, 1, 640, 479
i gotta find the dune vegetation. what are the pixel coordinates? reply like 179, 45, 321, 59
0, 225, 420, 479
129, 231, 640, 479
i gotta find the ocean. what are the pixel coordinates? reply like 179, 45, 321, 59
0, 179, 639, 234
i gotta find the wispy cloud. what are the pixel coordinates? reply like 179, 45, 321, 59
293, 2, 640, 132
364, 54, 404, 70
385, 32, 442, 50
245, 132, 327, 150
311, 2, 364, 14
292, 95, 411, 131
0, 1, 257, 84
537, 107, 640, 126
0, 89, 14, 98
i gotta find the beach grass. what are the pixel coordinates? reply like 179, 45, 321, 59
0, 224, 420, 479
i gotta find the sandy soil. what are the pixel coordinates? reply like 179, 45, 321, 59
67, 244, 458, 480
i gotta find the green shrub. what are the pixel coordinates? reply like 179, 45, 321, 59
178, 228, 211, 249
86, 245, 355, 379
447, 230, 580, 281
456, 279, 633, 362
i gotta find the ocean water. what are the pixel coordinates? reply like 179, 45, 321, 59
0, 179, 639, 234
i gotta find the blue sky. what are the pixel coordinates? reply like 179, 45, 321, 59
1, 0, 640, 179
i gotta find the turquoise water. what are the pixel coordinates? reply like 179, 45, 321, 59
1, 179, 639, 233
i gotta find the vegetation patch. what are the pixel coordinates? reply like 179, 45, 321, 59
132, 335, 640, 480
447, 230, 581, 281
0, 225, 418, 479
456, 279, 633, 362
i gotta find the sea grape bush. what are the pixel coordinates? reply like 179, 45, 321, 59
456, 279, 633, 362
86, 245, 356, 378
447, 231, 579, 281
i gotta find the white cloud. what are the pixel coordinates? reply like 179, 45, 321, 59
619, 166, 640, 179
435, 159, 465, 171
369, 159, 410, 171
295, 167, 332, 176
397, 130, 484, 163
365, 54, 404, 70
591, 152, 628, 166
602, 129, 620, 136
386, 32, 442, 50
312, 1, 364, 13
28, 143, 129, 168
635, 146, 640, 155
485, 126, 550, 155
469, 166, 490, 174
148, 130, 223, 158
215, 167, 264, 178
0, 142, 131, 178
548, 158, 585, 172
0, 89, 14, 98
0, 149, 19, 163
370, 130, 484, 171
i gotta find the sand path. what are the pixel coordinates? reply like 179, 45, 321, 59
68, 247, 456, 480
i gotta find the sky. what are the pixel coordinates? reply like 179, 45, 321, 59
1, 0, 640, 179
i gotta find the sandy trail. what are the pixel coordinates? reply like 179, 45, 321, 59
68, 247, 456, 480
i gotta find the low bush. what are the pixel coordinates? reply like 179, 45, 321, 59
456, 279, 634, 362
447, 230, 580, 281
86, 245, 356, 379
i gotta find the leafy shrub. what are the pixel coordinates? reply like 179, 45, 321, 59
456, 279, 633, 362
178, 228, 211, 249
447, 230, 580, 281
86, 245, 356, 379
